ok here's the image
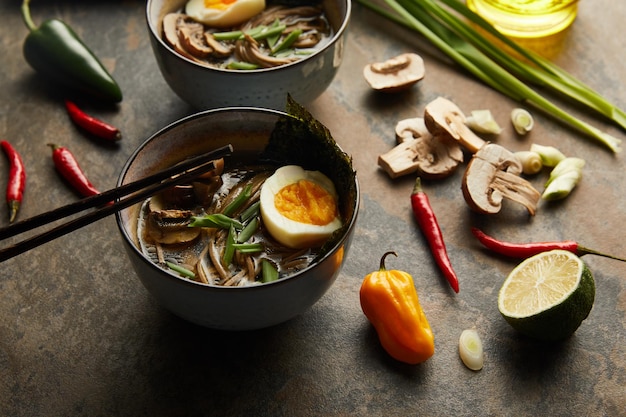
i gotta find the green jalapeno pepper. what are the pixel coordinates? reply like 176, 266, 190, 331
21, 0, 122, 103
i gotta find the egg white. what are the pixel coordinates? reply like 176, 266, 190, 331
260, 165, 342, 249
185, 0, 266, 28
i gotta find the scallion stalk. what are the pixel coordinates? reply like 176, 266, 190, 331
223, 184, 252, 216
240, 201, 261, 223
227, 61, 260, 70
237, 217, 259, 243
356, 0, 623, 153
231, 243, 264, 253
166, 261, 196, 279
272, 29, 303, 55
188, 213, 243, 229
223, 224, 237, 266
261, 259, 279, 283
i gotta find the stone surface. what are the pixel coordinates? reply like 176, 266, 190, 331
0, 1, 624, 416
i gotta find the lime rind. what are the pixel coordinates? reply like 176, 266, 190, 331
498, 250, 595, 341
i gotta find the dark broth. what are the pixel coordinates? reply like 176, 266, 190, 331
137, 164, 319, 286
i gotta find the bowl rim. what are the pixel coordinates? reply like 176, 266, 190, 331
115, 106, 360, 292
145, 0, 352, 74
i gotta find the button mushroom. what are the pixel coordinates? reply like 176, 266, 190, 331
462, 143, 541, 215
424, 97, 487, 154
378, 118, 463, 179
363, 53, 425, 93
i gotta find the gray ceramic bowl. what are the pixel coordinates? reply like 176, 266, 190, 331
115, 107, 359, 330
146, 0, 351, 110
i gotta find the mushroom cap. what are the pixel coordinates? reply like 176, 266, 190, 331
424, 97, 486, 154
462, 143, 540, 215
363, 53, 425, 93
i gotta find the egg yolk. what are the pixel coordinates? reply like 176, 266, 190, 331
204, 0, 236, 11
274, 180, 338, 226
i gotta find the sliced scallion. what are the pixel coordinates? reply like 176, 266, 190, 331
542, 157, 585, 200
166, 261, 196, 279
227, 61, 260, 70
459, 328, 484, 371
223, 184, 253, 216
266, 19, 283, 48
188, 213, 243, 229
223, 224, 237, 266
530, 143, 567, 167
240, 201, 261, 223
513, 151, 543, 175
237, 217, 259, 243
511, 108, 534, 135
271, 29, 302, 55
261, 259, 279, 283
212, 30, 245, 41
231, 243, 264, 253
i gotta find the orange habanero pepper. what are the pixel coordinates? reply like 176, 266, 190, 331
359, 251, 435, 365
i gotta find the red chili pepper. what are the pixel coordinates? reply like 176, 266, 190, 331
64, 100, 121, 142
1, 140, 26, 223
48, 143, 103, 199
471, 227, 626, 262
411, 178, 460, 293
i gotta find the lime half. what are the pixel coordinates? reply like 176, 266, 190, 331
498, 250, 595, 341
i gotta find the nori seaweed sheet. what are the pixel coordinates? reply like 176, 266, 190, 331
260, 95, 358, 258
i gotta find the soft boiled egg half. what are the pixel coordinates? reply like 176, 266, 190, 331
260, 165, 343, 249
185, 0, 266, 28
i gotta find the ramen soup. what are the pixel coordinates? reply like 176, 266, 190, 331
162, 0, 333, 69
137, 160, 344, 286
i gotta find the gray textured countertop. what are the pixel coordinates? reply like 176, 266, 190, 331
1, 1, 624, 416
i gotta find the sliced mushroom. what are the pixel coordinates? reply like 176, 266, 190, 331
204, 33, 233, 58
146, 196, 201, 244
462, 143, 541, 215
424, 97, 487, 154
363, 53, 425, 93
236, 34, 298, 68
162, 13, 203, 62
179, 24, 214, 58
378, 118, 463, 179
395, 117, 430, 144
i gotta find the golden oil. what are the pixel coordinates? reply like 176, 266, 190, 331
466, 0, 579, 38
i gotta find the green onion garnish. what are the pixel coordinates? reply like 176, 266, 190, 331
188, 213, 243, 229
261, 259, 279, 283
166, 261, 196, 279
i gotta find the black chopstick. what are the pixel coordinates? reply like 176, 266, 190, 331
0, 144, 233, 262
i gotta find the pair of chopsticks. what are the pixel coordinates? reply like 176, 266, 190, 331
0, 144, 233, 262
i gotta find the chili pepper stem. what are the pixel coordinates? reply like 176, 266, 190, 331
379, 251, 397, 271
8, 201, 20, 223
21, 0, 37, 32
576, 246, 626, 263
